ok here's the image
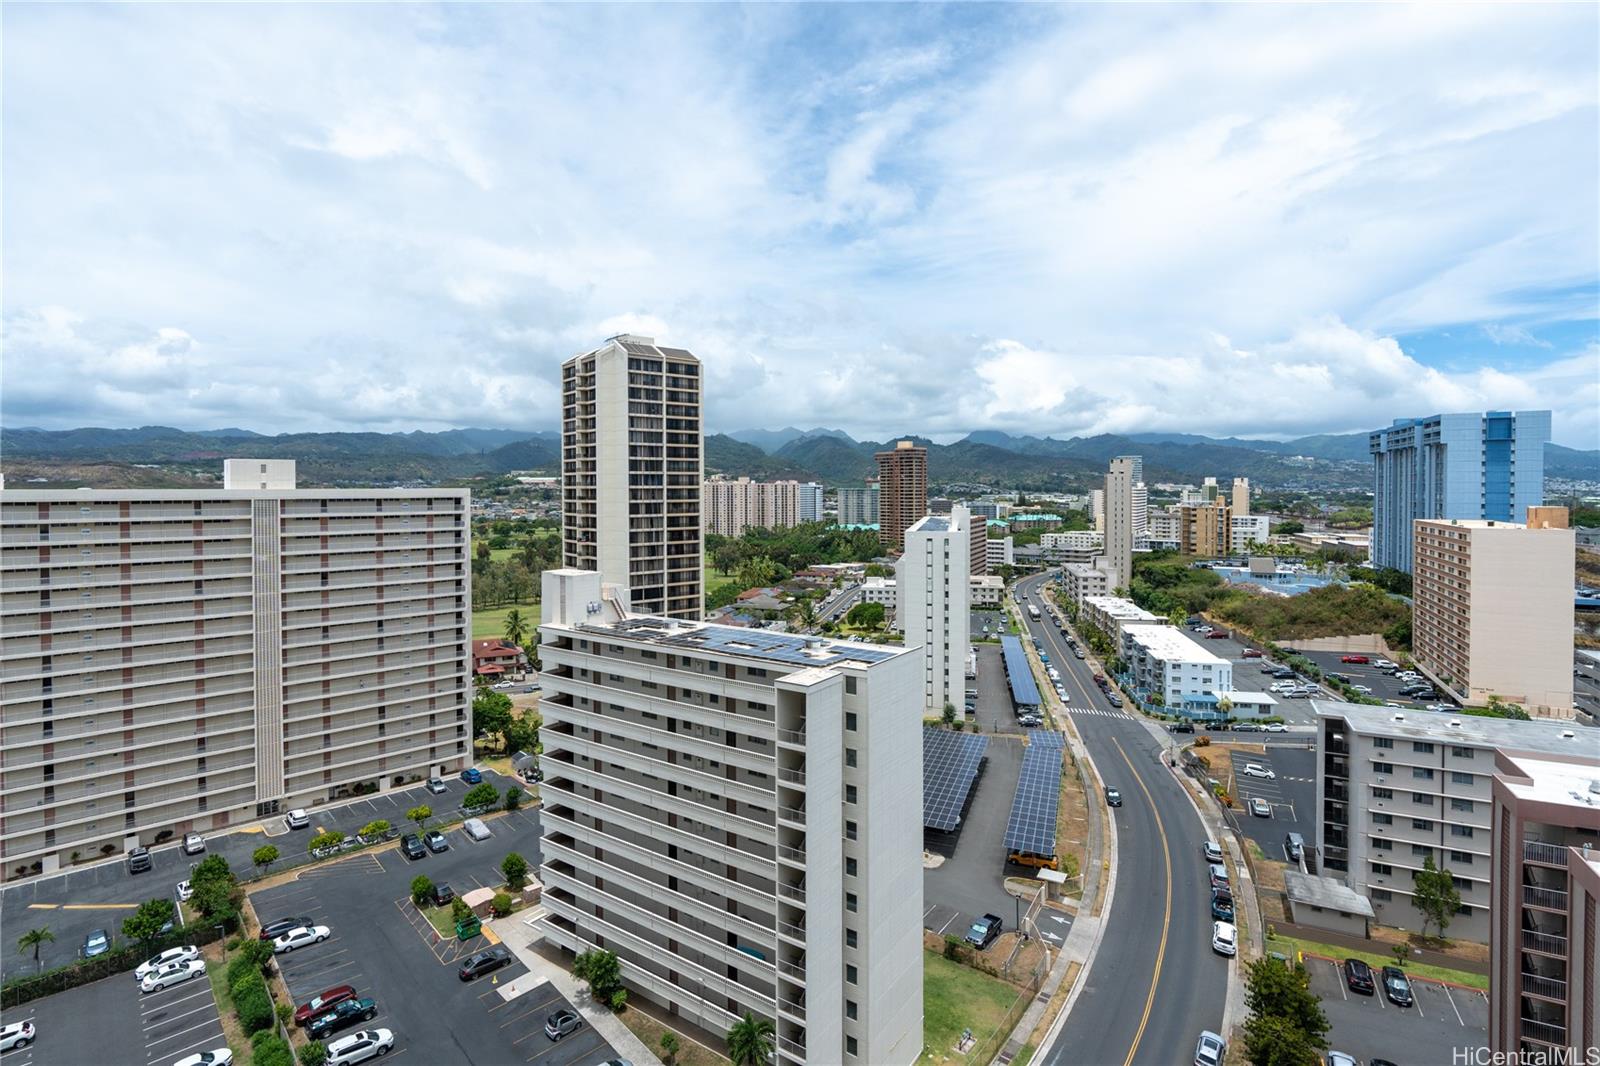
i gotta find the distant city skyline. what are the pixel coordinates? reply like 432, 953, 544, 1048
4, 4, 1596, 446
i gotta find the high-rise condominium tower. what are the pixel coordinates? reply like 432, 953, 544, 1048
875, 441, 928, 552
561, 335, 703, 619
1231, 478, 1250, 517
1102, 456, 1142, 590
899, 506, 973, 714
1369, 410, 1550, 573
0, 460, 471, 875
797, 482, 825, 524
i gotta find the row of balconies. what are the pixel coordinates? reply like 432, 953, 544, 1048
0, 728, 257, 793
1, 544, 252, 571
1, 635, 256, 682
1, 504, 248, 523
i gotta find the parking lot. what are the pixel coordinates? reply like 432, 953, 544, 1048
971, 606, 1006, 642
14, 949, 228, 1066
1295, 650, 1442, 709
1226, 746, 1317, 864
0, 771, 519, 975
249, 802, 618, 1066
1303, 954, 1488, 1065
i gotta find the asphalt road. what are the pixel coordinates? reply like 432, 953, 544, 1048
1017, 574, 1230, 1066
0, 771, 520, 975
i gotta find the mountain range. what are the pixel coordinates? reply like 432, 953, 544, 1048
3, 424, 1593, 489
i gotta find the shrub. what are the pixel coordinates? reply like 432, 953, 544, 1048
608, 987, 627, 1011
226, 939, 274, 986
451, 898, 471, 923
298, 1040, 329, 1066
500, 852, 529, 891
231, 970, 274, 1034
276, 1002, 293, 1028
250, 1032, 295, 1066
358, 820, 391, 839
942, 935, 964, 961
307, 831, 345, 854
463, 782, 500, 810
491, 892, 513, 918
410, 875, 434, 906
505, 787, 524, 811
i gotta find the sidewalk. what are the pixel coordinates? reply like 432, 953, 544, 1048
489, 911, 662, 1066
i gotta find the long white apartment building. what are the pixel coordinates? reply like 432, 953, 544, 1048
1080, 595, 1163, 641
985, 535, 1013, 569
1488, 750, 1600, 1060
857, 574, 1002, 610
0, 460, 471, 875
704, 478, 803, 537
898, 508, 972, 714
536, 569, 923, 1066
1119, 624, 1231, 710
561, 335, 703, 619
1060, 563, 1110, 607
1315, 701, 1594, 943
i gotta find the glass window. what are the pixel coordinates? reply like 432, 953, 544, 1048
1449, 850, 1474, 864
846, 929, 857, 948
1412, 741, 1435, 754
846, 964, 857, 985
845, 677, 858, 695
846, 858, 858, 877
847, 1037, 858, 1057
1411, 819, 1433, 831
846, 785, 858, 805
1451, 772, 1474, 785
1412, 792, 1433, 806
1372, 813, 1392, 825
1412, 767, 1435, 780
1373, 761, 1394, 774
1450, 798, 1474, 812
846, 1001, 858, 1021
1373, 737, 1394, 749
845, 711, 858, 731
846, 748, 858, 768
1451, 825, 1474, 839
1373, 787, 1393, 799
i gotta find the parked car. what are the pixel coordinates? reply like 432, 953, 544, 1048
1233, 723, 1261, 733
1381, 966, 1414, 1006
424, 830, 449, 853
1210, 890, 1234, 921
1105, 786, 1122, 808
1194, 1030, 1226, 1066
463, 818, 492, 841
1340, 655, 1370, 664
426, 777, 448, 795
273, 925, 331, 953
127, 847, 152, 873
307, 997, 378, 1040
1285, 832, 1306, 861
325, 1029, 394, 1066
1170, 720, 1195, 734
1241, 763, 1276, 779
141, 958, 206, 993
1205, 630, 1229, 639
1374, 659, 1396, 670
460, 767, 483, 784
459, 947, 514, 981
430, 883, 455, 907
1241, 648, 1263, 659
1211, 921, 1237, 956
1262, 723, 1287, 733
295, 984, 359, 1026
284, 809, 310, 830
1249, 797, 1272, 818
173, 1050, 233, 1066
1208, 863, 1230, 890
259, 916, 315, 942
81, 929, 111, 959
964, 913, 1003, 950
1327, 1053, 1357, 1066
400, 834, 426, 860
135, 945, 201, 982
1201, 841, 1224, 863
1344, 957, 1376, 995
1351, 685, 1373, 694
1, 1023, 36, 1053
544, 1009, 583, 1041
1106, 692, 1123, 708
176, 879, 194, 902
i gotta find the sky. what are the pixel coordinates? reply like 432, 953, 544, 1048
4, 3, 1598, 447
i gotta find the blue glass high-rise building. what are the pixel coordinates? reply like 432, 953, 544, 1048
1368, 410, 1550, 572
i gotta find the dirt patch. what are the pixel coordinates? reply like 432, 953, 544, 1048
1365, 924, 1490, 965
1023, 959, 1080, 1049
1253, 856, 1288, 926
1055, 747, 1090, 896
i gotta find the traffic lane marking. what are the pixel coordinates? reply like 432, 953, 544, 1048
1110, 735, 1174, 1066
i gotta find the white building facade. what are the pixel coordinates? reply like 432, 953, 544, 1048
798, 483, 825, 524
1230, 515, 1272, 553
1119, 624, 1233, 711
897, 508, 973, 715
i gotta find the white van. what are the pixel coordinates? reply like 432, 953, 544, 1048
463, 818, 492, 842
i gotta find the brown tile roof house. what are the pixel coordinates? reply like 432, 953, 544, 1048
471, 638, 527, 677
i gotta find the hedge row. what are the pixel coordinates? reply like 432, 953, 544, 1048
1, 917, 233, 1009
251, 1030, 294, 1066
231, 969, 274, 1035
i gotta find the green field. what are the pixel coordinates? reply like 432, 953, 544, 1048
473, 603, 537, 640
705, 553, 741, 599
919, 949, 1027, 1065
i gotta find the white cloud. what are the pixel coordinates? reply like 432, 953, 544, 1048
1, 3, 1595, 446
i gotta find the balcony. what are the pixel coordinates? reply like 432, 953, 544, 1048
777, 767, 806, 787
777, 959, 805, 982
1519, 1018, 1567, 1046
776, 844, 806, 866
1521, 973, 1567, 1001
1523, 841, 1569, 867
777, 919, 806, 944
778, 880, 805, 904
1523, 885, 1569, 912
1521, 930, 1567, 957
776, 728, 806, 747
777, 1036, 806, 1060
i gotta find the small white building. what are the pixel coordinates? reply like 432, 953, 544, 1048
1230, 514, 1271, 554
1120, 624, 1232, 711
859, 577, 898, 606
985, 534, 1014, 568
969, 574, 1004, 606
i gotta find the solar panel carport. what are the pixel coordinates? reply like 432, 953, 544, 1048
922, 727, 990, 830
999, 635, 1041, 710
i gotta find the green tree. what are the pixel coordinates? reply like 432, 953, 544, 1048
1276, 520, 1305, 535
407, 804, 433, 833
358, 820, 391, 839
16, 926, 54, 967
1242, 1012, 1324, 1066
473, 688, 515, 750
191, 854, 234, 888
298, 1040, 328, 1066
505, 786, 525, 811
659, 1031, 681, 1066
122, 897, 177, 944
307, 830, 345, 854
712, 544, 741, 576
845, 601, 885, 629
573, 948, 623, 1005
502, 608, 529, 648
1411, 854, 1461, 939
725, 1012, 776, 1066
941, 702, 957, 728
1243, 957, 1328, 1044
252, 845, 280, 878
410, 875, 435, 906
191, 878, 234, 919
863, 562, 894, 578
463, 782, 501, 810
501, 852, 530, 891
503, 714, 541, 757
736, 554, 786, 591
788, 596, 819, 632
490, 892, 513, 918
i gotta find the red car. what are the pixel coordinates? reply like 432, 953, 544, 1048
1206, 630, 1229, 639
294, 984, 357, 1026
1341, 655, 1370, 664
1241, 649, 1263, 659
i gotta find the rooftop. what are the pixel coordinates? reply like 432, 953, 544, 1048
1497, 752, 1600, 815
1084, 596, 1162, 622
1314, 699, 1595, 754
551, 614, 906, 669
1283, 871, 1375, 917
1123, 624, 1228, 664
911, 515, 951, 533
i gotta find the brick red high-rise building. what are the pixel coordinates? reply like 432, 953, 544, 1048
875, 440, 927, 552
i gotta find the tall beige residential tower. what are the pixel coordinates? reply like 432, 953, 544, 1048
0, 461, 471, 875
875, 441, 927, 552
1231, 477, 1250, 516
537, 569, 924, 1066
1102, 456, 1142, 590
561, 335, 703, 619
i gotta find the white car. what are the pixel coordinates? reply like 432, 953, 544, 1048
1351, 685, 1373, 694
1194, 1030, 1225, 1066
176, 879, 194, 902
173, 1051, 234, 1066
1, 1022, 36, 1052
1373, 659, 1395, 670
272, 924, 331, 953
1327, 1054, 1356, 1066
1240, 764, 1276, 779
326, 1028, 395, 1065
1262, 723, 1286, 733
493, 680, 514, 689
182, 833, 207, 855
135, 944, 200, 982
284, 809, 310, 830
463, 817, 492, 842
141, 958, 206, 993
1211, 920, 1237, 957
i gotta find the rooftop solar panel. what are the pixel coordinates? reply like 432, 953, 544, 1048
923, 728, 989, 831
1004, 740, 1063, 856
999, 636, 1042, 707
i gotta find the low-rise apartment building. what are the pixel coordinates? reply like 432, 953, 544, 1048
1060, 563, 1110, 607
1081, 595, 1164, 642
1488, 750, 1600, 1060
985, 535, 1013, 569
1119, 624, 1236, 713
1315, 701, 1594, 943
536, 569, 923, 1066
1, 460, 471, 875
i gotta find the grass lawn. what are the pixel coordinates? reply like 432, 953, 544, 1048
920, 949, 1027, 1065
705, 555, 740, 600
473, 603, 537, 639
1265, 932, 1489, 990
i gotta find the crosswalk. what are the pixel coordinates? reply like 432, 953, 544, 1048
1060, 705, 1133, 719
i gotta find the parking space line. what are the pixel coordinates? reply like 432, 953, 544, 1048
1443, 984, 1465, 1026
143, 1001, 216, 1032
1414, 991, 1425, 1019
145, 1017, 222, 1048
152, 1033, 226, 1064
142, 985, 214, 1015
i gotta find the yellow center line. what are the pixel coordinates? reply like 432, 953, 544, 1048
1114, 735, 1173, 1066
27, 903, 60, 910
60, 903, 138, 910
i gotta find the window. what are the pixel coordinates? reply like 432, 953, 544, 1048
1412, 767, 1435, 781
846, 1001, 858, 1021
1371, 888, 1392, 901
846, 964, 857, 985
845, 677, 857, 695
1412, 792, 1433, 806
846, 929, 857, 948
1373, 737, 1394, 749
846, 858, 858, 877
1450, 746, 1474, 759
845, 711, 858, 731
1412, 741, 1435, 754
1411, 844, 1433, 858
1371, 862, 1393, 875
1373, 787, 1393, 799
847, 1037, 858, 1057
1411, 819, 1433, 831
846, 820, 858, 841
846, 893, 858, 913
845, 785, 858, 805
845, 748, 858, 768
1372, 838, 1393, 851
1451, 771, 1474, 786
1373, 761, 1394, 774
1450, 825, 1474, 839
1372, 813, 1393, 825
1449, 849, 1474, 864
1455, 902, 1472, 915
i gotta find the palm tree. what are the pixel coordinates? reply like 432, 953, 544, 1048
17, 926, 54, 968
503, 608, 528, 648
788, 597, 818, 633
725, 1012, 775, 1066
